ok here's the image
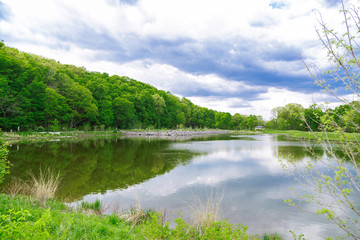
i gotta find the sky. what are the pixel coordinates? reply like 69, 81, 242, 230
0, 0, 354, 119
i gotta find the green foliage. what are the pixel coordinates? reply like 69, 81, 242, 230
141, 211, 256, 240
289, 230, 306, 240
81, 199, 102, 214
0, 194, 137, 239
0, 44, 266, 131
0, 142, 10, 184
0, 194, 266, 239
0, 208, 51, 239
263, 232, 284, 240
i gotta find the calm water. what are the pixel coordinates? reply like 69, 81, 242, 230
5, 134, 343, 239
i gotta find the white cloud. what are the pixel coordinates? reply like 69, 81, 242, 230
187, 87, 350, 120
1, 0, 355, 118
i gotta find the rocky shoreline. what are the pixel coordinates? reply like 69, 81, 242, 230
121, 130, 228, 137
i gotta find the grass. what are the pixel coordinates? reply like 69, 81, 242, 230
80, 199, 103, 214
0, 165, 287, 239
263, 129, 360, 142
3, 177, 29, 197
3, 168, 61, 207
0, 193, 288, 239
189, 191, 223, 229
1, 130, 125, 143
28, 168, 61, 206
119, 200, 156, 226
0, 194, 139, 239
263, 232, 285, 240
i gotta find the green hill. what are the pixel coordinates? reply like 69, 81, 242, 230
0, 43, 263, 131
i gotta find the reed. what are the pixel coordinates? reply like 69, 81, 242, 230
189, 190, 223, 229
81, 199, 103, 214
120, 200, 156, 226
263, 233, 284, 240
28, 168, 61, 206
3, 177, 29, 197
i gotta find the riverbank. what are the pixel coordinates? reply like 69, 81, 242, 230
121, 129, 228, 137
0, 129, 230, 143
0, 130, 124, 143
0, 194, 284, 240
263, 129, 360, 142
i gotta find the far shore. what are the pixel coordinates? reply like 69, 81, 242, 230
0, 129, 231, 143
121, 129, 229, 137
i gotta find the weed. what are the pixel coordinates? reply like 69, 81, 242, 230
81, 199, 103, 214
263, 232, 284, 240
28, 168, 61, 206
3, 177, 29, 197
120, 200, 155, 226
189, 190, 223, 229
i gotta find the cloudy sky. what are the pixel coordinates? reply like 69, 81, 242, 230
0, 0, 353, 119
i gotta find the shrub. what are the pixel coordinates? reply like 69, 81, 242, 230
0, 142, 10, 185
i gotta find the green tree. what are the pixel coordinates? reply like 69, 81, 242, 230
113, 97, 136, 129
44, 87, 71, 129
285, 1, 360, 238
0, 75, 19, 130
97, 100, 114, 127
63, 82, 98, 128
303, 104, 323, 131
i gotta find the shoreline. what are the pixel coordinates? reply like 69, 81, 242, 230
121, 130, 229, 137
1, 129, 231, 143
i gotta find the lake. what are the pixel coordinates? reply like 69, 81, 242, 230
5, 134, 342, 239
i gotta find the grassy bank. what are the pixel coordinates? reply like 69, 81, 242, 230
0, 194, 139, 239
0, 170, 283, 239
0, 130, 125, 143
263, 129, 360, 142
0, 194, 286, 240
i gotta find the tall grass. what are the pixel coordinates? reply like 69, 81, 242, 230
3, 168, 61, 206
3, 177, 29, 197
81, 199, 103, 214
189, 190, 223, 229
263, 233, 284, 240
119, 200, 155, 226
29, 168, 61, 206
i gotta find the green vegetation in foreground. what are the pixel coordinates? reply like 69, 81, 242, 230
0, 194, 286, 240
263, 129, 360, 142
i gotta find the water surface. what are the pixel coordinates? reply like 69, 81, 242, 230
5, 134, 342, 239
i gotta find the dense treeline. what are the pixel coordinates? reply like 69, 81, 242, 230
0, 43, 263, 131
266, 102, 360, 132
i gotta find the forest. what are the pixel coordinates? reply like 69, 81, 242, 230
266, 102, 360, 133
0, 43, 264, 132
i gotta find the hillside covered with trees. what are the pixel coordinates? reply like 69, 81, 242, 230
0, 43, 264, 131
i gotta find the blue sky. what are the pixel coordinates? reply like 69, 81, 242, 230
0, 0, 352, 119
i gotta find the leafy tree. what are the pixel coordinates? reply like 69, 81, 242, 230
152, 94, 166, 128
303, 104, 323, 131
0, 75, 19, 130
285, 1, 360, 238
63, 82, 98, 128
271, 104, 304, 130
97, 100, 114, 127
44, 87, 71, 129
113, 97, 136, 129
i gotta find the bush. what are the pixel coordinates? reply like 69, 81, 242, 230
141, 211, 256, 240
0, 142, 10, 184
